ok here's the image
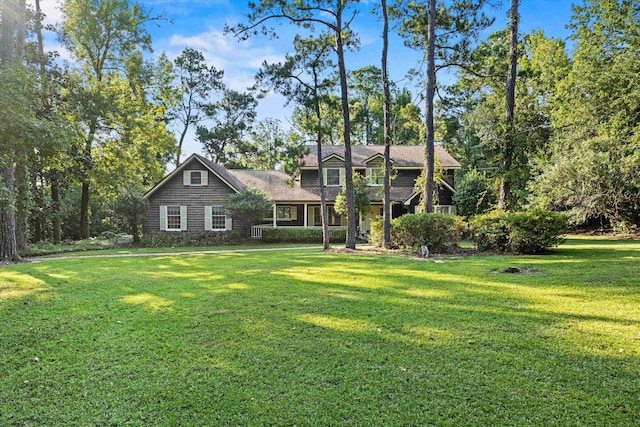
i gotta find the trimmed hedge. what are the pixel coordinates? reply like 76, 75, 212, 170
370, 213, 466, 253
140, 230, 242, 248
470, 209, 568, 254
262, 227, 347, 243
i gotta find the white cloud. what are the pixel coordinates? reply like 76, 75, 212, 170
166, 27, 287, 91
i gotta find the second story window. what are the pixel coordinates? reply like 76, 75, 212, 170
367, 168, 384, 186
324, 168, 343, 186
183, 170, 208, 186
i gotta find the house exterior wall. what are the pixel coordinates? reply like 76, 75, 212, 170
143, 158, 244, 234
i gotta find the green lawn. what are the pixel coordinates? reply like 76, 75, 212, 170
1, 239, 639, 426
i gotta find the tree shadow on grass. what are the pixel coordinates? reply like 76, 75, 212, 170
1, 243, 639, 425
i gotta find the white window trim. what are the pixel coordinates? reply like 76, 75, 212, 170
323, 168, 344, 187
160, 205, 187, 231
183, 170, 208, 186
204, 206, 232, 231
367, 167, 384, 186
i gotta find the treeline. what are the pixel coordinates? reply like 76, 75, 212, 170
1, 0, 638, 261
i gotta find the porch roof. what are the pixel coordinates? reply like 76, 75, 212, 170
228, 169, 414, 203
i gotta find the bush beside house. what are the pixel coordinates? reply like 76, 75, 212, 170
370, 213, 466, 253
470, 209, 568, 254
262, 227, 347, 243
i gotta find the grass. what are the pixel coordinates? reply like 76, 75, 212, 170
35, 242, 319, 258
1, 238, 639, 426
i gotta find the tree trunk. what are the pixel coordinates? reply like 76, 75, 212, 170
423, 0, 437, 214
335, 6, 357, 249
1, 150, 19, 262
381, 0, 392, 247
500, 0, 519, 210
14, 162, 27, 250
312, 70, 330, 250
80, 180, 90, 239
50, 170, 61, 244
80, 120, 97, 240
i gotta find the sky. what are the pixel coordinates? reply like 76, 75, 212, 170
34, 0, 577, 157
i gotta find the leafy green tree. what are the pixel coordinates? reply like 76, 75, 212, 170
452, 169, 496, 217
531, 0, 640, 231
59, 0, 163, 239
171, 48, 224, 166
393, 0, 494, 213
109, 185, 148, 243
255, 33, 335, 249
335, 173, 371, 223
225, 187, 273, 237
230, 0, 361, 249
197, 88, 258, 167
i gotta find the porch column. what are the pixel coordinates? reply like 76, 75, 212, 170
303, 203, 308, 228
272, 204, 277, 227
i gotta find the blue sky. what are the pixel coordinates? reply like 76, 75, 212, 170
36, 0, 577, 156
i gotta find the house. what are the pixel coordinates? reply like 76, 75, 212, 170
142, 145, 461, 239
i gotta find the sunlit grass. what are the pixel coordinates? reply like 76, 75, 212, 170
1, 238, 639, 426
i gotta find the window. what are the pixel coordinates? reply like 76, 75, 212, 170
277, 206, 297, 221
211, 207, 226, 229
324, 168, 343, 186
190, 171, 202, 185
328, 206, 342, 226
183, 170, 207, 186
166, 206, 182, 230
312, 206, 342, 226
367, 168, 384, 186
205, 206, 231, 230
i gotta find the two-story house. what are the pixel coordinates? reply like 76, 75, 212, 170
142, 145, 461, 239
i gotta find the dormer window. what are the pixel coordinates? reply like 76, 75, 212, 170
183, 170, 208, 186
324, 168, 344, 186
367, 168, 384, 186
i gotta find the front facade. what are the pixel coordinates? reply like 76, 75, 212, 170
143, 145, 461, 238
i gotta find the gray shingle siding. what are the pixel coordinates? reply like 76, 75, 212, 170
143, 158, 240, 234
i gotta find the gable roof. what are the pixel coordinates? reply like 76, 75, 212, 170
144, 153, 245, 198
301, 145, 461, 169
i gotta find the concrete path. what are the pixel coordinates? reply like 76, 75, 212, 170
30, 246, 323, 262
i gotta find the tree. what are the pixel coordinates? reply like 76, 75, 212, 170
196, 88, 257, 166
452, 169, 496, 217
531, 0, 640, 231
59, 0, 160, 239
171, 48, 224, 166
394, 0, 494, 212
230, 0, 360, 249
109, 185, 148, 243
335, 172, 371, 226
0, 0, 30, 262
225, 187, 273, 237
255, 34, 335, 249
499, 0, 519, 209
381, 0, 392, 248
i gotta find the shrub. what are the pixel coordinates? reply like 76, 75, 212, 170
470, 209, 568, 254
452, 169, 496, 217
140, 230, 242, 248
262, 227, 346, 243
370, 213, 465, 253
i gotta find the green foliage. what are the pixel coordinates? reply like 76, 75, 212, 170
3, 240, 640, 424
335, 172, 370, 218
470, 209, 568, 254
261, 227, 346, 243
196, 88, 258, 166
108, 185, 148, 243
140, 230, 241, 248
370, 213, 466, 253
225, 186, 273, 236
530, 0, 640, 231
452, 169, 496, 217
